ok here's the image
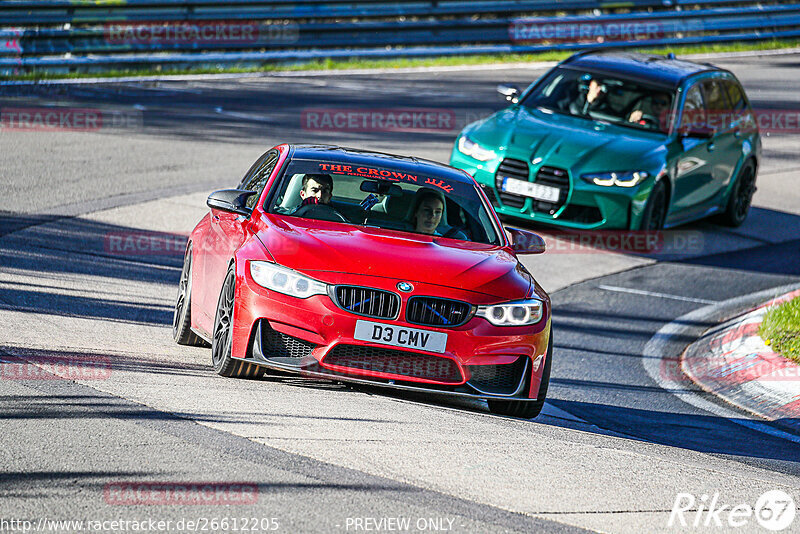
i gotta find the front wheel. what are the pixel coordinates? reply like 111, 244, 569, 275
488, 332, 553, 419
638, 179, 668, 230
212, 265, 265, 379
719, 161, 756, 227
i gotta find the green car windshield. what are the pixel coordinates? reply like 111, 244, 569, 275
520, 67, 675, 134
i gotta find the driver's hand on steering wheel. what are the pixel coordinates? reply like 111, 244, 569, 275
628, 109, 644, 123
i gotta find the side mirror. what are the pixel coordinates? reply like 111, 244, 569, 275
506, 226, 546, 254
497, 84, 520, 104
207, 189, 257, 216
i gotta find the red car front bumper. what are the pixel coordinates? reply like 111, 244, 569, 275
230, 263, 551, 401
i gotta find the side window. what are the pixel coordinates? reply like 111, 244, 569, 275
680, 83, 706, 132
722, 79, 756, 132
724, 81, 746, 114
703, 80, 730, 112
703, 80, 735, 132
240, 150, 279, 209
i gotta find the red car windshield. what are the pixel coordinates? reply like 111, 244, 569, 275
269, 159, 501, 244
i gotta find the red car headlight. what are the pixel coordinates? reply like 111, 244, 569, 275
476, 299, 544, 326
249, 261, 328, 299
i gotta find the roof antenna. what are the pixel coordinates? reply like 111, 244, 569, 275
666, 52, 677, 60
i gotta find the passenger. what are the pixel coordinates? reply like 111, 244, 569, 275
628, 93, 672, 132
407, 188, 445, 235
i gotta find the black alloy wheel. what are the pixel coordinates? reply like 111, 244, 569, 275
173, 245, 208, 347
212, 265, 264, 379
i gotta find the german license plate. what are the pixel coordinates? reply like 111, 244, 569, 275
502, 177, 560, 202
354, 320, 447, 353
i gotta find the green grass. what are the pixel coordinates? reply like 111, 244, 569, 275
760, 296, 800, 364
3, 39, 800, 82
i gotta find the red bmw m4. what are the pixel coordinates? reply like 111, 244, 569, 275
174, 144, 552, 418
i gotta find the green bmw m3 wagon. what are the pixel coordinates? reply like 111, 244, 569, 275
450, 51, 761, 230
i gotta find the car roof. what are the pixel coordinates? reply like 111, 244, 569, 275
561, 50, 723, 89
288, 144, 474, 184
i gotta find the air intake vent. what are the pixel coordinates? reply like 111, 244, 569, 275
324, 345, 463, 383
406, 297, 472, 327
467, 357, 527, 395
531, 166, 569, 213
333, 286, 400, 319
259, 321, 316, 359
495, 158, 529, 208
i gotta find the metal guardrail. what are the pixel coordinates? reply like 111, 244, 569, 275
0, 1, 797, 74
1, 0, 763, 24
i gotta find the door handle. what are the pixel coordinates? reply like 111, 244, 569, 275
733, 129, 742, 138
707, 143, 715, 152
212, 214, 220, 221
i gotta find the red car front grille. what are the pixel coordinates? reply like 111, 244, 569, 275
333, 285, 400, 319
406, 296, 472, 327
323, 345, 463, 383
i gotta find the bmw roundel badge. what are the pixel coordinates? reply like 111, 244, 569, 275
397, 282, 413, 292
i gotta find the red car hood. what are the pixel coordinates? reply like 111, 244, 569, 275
256, 216, 531, 299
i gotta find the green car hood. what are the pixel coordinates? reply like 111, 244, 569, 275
469, 106, 667, 172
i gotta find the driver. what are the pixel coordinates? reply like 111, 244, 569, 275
568, 76, 609, 115
298, 173, 333, 206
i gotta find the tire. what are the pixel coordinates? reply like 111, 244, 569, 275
211, 265, 265, 379
719, 161, 756, 227
173, 245, 209, 347
638, 179, 668, 230
488, 331, 553, 419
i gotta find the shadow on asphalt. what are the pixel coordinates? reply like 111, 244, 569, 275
0, 81, 497, 146
506, 205, 800, 278
0, 215, 186, 325
548, 398, 800, 465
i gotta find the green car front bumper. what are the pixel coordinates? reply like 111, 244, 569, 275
450, 147, 653, 230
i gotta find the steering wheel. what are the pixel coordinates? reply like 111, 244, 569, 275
293, 203, 348, 223
638, 114, 661, 130
442, 225, 468, 239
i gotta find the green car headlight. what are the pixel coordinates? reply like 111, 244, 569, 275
457, 136, 497, 162
249, 261, 327, 298
476, 299, 544, 326
580, 171, 649, 188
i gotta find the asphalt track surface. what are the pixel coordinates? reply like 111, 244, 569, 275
1, 53, 800, 533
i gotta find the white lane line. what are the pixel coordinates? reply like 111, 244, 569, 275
598, 285, 719, 305
642, 282, 800, 446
